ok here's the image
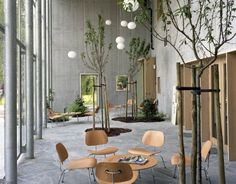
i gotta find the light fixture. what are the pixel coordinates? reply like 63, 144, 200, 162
127, 22, 136, 30
120, 20, 128, 27
123, 0, 139, 12
117, 43, 125, 50
68, 51, 77, 59
105, 19, 112, 25
115, 36, 125, 44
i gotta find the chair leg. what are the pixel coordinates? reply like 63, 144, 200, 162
91, 168, 96, 182
138, 170, 141, 179
87, 169, 92, 184
151, 167, 156, 184
203, 167, 211, 183
160, 155, 166, 168
58, 170, 66, 184
61, 170, 66, 183
173, 165, 177, 178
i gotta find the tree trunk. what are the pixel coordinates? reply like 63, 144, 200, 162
92, 78, 96, 130
104, 83, 108, 131
104, 77, 110, 132
99, 72, 104, 128
196, 70, 202, 184
125, 82, 129, 120
191, 68, 197, 184
176, 63, 185, 184
135, 81, 138, 118
213, 65, 226, 184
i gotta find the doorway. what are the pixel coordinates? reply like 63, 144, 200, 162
80, 74, 98, 107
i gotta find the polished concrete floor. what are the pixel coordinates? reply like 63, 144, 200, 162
11, 112, 236, 184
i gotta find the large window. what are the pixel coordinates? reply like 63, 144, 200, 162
0, 0, 27, 178
0, 31, 4, 179
80, 74, 98, 107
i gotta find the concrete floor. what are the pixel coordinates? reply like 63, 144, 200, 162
4, 111, 236, 184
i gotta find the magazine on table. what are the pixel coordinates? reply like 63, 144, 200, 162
118, 155, 148, 165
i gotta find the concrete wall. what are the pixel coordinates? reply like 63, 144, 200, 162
152, 0, 236, 117
51, 0, 149, 112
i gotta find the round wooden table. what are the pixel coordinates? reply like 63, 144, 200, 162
103, 154, 158, 171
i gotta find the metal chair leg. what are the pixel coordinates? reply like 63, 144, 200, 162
58, 170, 64, 184
88, 169, 92, 184
160, 155, 166, 168
91, 168, 96, 182
203, 167, 211, 183
58, 170, 66, 184
173, 165, 177, 178
152, 167, 156, 184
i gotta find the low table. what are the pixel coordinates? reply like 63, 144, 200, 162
103, 154, 158, 171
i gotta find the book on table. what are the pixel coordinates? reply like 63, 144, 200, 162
118, 155, 148, 165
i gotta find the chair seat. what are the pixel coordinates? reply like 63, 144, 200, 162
171, 154, 191, 166
66, 157, 97, 170
96, 171, 138, 184
128, 148, 156, 156
88, 147, 119, 156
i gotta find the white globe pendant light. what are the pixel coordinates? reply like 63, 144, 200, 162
123, 0, 139, 12
68, 51, 77, 59
105, 19, 112, 25
115, 36, 125, 44
127, 21, 136, 30
117, 43, 125, 50
120, 20, 128, 27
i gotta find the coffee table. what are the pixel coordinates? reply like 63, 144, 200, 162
103, 154, 158, 171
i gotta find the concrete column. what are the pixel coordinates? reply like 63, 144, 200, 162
44, 0, 50, 128
25, 0, 34, 158
42, 0, 47, 128
36, 0, 42, 139
4, 0, 17, 183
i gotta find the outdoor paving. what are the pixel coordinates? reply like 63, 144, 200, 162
1, 110, 235, 183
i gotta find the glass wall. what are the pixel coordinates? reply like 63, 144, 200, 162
0, 0, 28, 178
0, 31, 4, 179
0, 0, 4, 178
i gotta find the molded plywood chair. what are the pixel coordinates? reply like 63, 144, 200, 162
85, 130, 119, 157
96, 162, 138, 184
171, 140, 212, 180
128, 130, 166, 168
56, 143, 97, 184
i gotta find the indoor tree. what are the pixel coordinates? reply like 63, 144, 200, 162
126, 0, 236, 183
125, 37, 150, 119
81, 15, 112, 130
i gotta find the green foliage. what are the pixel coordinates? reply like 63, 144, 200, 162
142, 99, 157, 120
68, 96, 87, 114
117, 75, 128, 89
81, 15, 112, 73
155, 112, 166, 121
126, 37, 150, 78
0, 0, 4, 24
132, 0, 236, 71
81, 75, 95, 95
47, 88, 55, 108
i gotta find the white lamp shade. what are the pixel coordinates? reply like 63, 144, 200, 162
105, 19, 112, 25
115, 36, 125, 44
117, 43, 125, 50
68, 51, 77, 59
120, 20, 128, 27
123, 0, 139, 12
127, 22, 136, 30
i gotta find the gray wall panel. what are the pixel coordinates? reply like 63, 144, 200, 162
52, 0, 149, 111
